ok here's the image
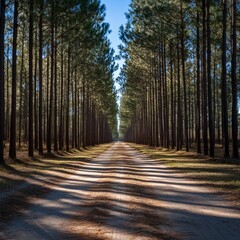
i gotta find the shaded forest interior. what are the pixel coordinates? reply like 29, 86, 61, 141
0, 0, 239, 165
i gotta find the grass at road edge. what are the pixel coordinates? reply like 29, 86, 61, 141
0, 143, 112, 192
128, 143, 240, 206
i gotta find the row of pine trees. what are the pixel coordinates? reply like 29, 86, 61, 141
0, 0, 118, 163
119, 0, 239, 159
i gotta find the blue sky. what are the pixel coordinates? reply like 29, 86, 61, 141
101, 0, 131, 80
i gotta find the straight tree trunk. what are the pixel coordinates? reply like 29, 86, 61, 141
0, 0, 6, 163
19, 32, 25, 147
158, 47, 163, 147
196, 9, 201, 153
154, 54, 159, 147
221, 0, 229, 158
5, 46, 9, 142
170, 45, 175, 149
71, 74, 74, 148
163, 43, 169, 148
202, 0, 208, 155
46, 47, 50, 145
231, 0, 238, 159
54, 33, 58, 151
24, 71, 28, 143
9, 0, 18, 159
66, 48, 70, 152
34, 32, 38, 150
59, 45, 64, 150
181, 3, 189, 151
177, 39, 182, 150
38, 0, 43, 155
74, 69, 78, 148
207, 0, 214, 157
28, 0, 34, 157
82, 77, 86, 148
47, 2, 55, 153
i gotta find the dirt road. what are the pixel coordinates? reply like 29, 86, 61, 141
1, 142, 240, 240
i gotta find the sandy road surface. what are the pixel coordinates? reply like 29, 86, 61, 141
0, 142, 240, 240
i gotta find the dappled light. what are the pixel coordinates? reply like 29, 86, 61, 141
131, 144, 240, 203
1, 143, 240, 239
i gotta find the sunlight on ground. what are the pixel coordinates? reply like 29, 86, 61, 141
0, 144, 112, 190
1, 142, 240, 240
130, 143, 240, 205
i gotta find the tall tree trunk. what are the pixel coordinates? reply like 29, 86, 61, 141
163, 43, 169, 148
38, 0, 43, 155
28, 0, 34, 157
47, 2, 55, 153
46, 47, 50, 145
170, 44, 175, 149
24, 71, 28, 143
177, 38, 182, 150
154, 54, 159, 147
221, 0, 229, 158
196, 9, 201, 153
181, 3, 189, 151
207, 0, 214, 157
82, 76, 86, 148
5, 46, 9, 142
19, 32, 25, 148
202, 0, 208, 155
54, 32, 58, 152
9, 0, 18, 159
34, 32, 38, 150
158, 46, 163, 147
231, 0, 238, 159
71, 73, 74, 148
77, 86, 81, 149
66, 48, 70, 152
59, 45, 64, 150
74, 69, 77, 148
0, 0, 6, 163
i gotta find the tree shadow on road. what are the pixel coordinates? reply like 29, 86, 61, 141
1, 143, 240, 240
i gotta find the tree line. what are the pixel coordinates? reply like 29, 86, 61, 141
119, 0, 239, 159
0, 0, 118, 163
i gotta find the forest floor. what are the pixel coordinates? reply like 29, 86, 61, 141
0, 142, 240, 240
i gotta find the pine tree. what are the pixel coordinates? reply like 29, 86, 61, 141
0, 0, 6, 163
9, 0, 19, 160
